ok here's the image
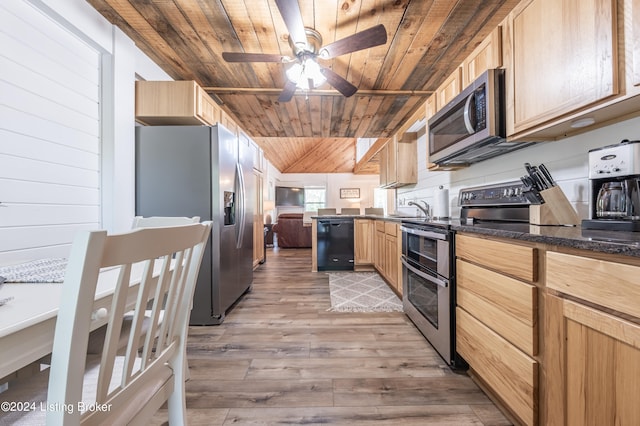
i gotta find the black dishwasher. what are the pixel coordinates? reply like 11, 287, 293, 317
317, 218, 354, 271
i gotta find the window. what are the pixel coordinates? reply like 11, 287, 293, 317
304, 187, 326, 212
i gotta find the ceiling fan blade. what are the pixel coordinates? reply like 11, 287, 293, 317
278, 80, 297, 102
275, 0, 307, 47
319, 67, 357, 98
319, 24, 387, 59
222, 52, 291, 63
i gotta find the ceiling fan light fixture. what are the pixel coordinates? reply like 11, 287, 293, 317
285, 58, 326, 90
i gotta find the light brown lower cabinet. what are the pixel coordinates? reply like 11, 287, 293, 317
545, 251, 640, 425
456, 233, 538, 425
456, 307, 538, 425
454, 235, 640, 425
252, 171, 264, 269
372, 220, 401, 295
354, 219, 373, 267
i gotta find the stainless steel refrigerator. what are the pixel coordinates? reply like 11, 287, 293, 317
135, 125, 253, 325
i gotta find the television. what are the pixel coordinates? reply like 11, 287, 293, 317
275, 186, 305, 207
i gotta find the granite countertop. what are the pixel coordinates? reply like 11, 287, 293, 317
310, 214, 414, 222
310, 214, 640, 257
452, 221, 640, 258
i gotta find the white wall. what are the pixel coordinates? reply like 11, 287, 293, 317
272, 170, 379, 216
0, 0, 169, 265
396, 116, 640, 219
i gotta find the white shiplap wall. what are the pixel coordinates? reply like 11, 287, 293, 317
396, 116, 640, 219
0, 1, 100, 265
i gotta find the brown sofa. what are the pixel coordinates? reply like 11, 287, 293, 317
272, 213, 312, 248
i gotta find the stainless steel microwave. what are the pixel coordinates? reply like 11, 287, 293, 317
428, 69, 533, 167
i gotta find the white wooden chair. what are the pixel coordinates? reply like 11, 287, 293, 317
87, 216, 201, 355
130, 216, 201, 381
132, 215, 200, 228
0, 222, 211, 425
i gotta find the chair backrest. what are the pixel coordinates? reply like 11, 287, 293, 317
132, 215, 200, 228
340, 208, 361, 215
46, 222, 212, 425
364, 207, 384, 215
317, 208, 337, 216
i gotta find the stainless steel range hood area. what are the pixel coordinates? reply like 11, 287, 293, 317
428, 69, 537, 167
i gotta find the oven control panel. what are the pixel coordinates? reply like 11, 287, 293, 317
459, 180, 529, 206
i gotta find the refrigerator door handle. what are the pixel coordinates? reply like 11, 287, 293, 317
235, 162, 246, 249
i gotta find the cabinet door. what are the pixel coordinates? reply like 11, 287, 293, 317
196, 85, 220, 125
396, 133, 417, 186
221, 111, 238, 136
251, 141, 264, 172
511, 0, 616, 134
384, 233, 398, 290
354, 219, 373, 265
135, 80, 205, 125
435, 67, 462, 112
462, 26, 502, 87
374, 227, 385, 271
252, 171, 264, 268
386, 136, 398, 186
561, 299, 640, 425
379, 144, 389, 187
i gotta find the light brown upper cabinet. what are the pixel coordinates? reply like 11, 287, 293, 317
379, 132, 417, 188
509, 0, 617, 136
135, 80, 220, 126
462, 26, 503, 88
220, 110, 238, 137
504, 0, 640, 141
434, 66, 462, 112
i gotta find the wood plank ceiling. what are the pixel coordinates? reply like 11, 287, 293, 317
88, 0, 520, 173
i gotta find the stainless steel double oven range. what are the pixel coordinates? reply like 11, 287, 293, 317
400, 220, 465, 369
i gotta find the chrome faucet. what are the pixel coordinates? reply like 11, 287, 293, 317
408, 200, 430, 219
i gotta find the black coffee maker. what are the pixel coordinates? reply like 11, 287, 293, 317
582, 139, 640, 231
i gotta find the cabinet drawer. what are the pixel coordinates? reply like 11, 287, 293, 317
456, 234, 537, 282
457, 307, 538, 426
457, 259, 537, 356
375, 221, 385, 232
547, 251, 640, 319
384, 222, 397, 236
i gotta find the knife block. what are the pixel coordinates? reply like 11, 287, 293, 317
529, 186, 580, 226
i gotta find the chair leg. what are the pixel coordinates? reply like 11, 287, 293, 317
167, 352, 188, 425
183, 346, 190, 381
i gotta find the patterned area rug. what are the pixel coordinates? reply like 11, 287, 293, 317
327, 272, 403, 312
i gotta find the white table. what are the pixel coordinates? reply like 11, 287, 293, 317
0, 263, 155, 380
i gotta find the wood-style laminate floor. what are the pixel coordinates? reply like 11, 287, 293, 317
152, 247, 512, 425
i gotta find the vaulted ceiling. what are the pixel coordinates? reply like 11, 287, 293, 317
88, 0, 519, 173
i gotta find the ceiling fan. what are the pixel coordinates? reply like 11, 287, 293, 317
221, 0, 387, 102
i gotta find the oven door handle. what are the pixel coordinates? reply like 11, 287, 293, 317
401, 257, 448, 288
400, 226, 447, 240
